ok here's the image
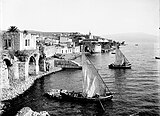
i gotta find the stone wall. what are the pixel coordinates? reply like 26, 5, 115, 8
46, 59, 55, 71
13, 62, 19, 79
14, 33, 20, 51
8, 66, 15, 81
2, 32, 20, 50
0, 60, 10, 89
7, 61, 19, 81
39, 59, 46, 71
18, 62, 27, 81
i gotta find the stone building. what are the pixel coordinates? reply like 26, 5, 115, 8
2, 30, 37, 51
55, 44, 73, 54
0, 28, 46, 90
60, 36, 72, 43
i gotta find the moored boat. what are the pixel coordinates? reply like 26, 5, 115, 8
155, 56, 160, 59
108, 63, 131, 69
111, 52, 115, 54
45, 89, 113, 103
109, 45, 131, 69
45, 51, 113, 108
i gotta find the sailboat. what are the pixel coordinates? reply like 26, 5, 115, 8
109, 46, 131, 69
45, 53, 113, 103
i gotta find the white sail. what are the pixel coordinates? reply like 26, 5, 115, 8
82, 53, 107, 97
114, 47, 129, 65
86, 71, 90, 93
87, 77, 96, 97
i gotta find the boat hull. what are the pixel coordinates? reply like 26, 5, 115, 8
60, 93, 113, 103
44, 90, 113, 103
155, 56, 160, 59
108, 64, 131, 69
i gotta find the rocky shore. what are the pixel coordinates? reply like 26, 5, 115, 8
0, 67, 62, 115
1, 67, 62, 101
0, 53, 81, 115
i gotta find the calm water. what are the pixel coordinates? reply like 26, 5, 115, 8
2, 43, 160, 116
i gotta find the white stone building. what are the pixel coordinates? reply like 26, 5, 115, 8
60, 36, 72, 43
19, 32, 37, 51
55, 45, 73, 54
94, 44, 101, 53
2, 31, 38, 51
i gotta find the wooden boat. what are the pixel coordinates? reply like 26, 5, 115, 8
45, 52, 113, 105
111, 52, 115, 54
155, 56, 160, 59
108, 63, 131, 69
109, 46, 131, 69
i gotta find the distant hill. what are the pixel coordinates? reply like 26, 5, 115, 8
1, 29, 80, 37
103, 33, 158, 44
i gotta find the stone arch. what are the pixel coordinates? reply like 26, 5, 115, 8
3, 58, 12, 67
27, 52, 40, 76
2, 58, 11, 88
28, 56, 36, 75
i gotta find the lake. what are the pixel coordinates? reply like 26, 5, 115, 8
2, 42, 160, 116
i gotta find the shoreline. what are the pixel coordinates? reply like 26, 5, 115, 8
1, 67, 62, 102
0, 53, 81, 115
0, 67, 62, 115
0, 53, 82, 102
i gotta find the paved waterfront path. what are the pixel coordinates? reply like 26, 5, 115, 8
0, 67, 62, 101
62, 53, 81, 60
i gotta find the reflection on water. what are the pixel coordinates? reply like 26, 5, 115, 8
114, 69, 127, 101
2, 43, 160, 116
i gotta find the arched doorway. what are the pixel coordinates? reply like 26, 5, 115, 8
28, 56, 36, 75
2, 58, 12, 88
3, 58, 12, 67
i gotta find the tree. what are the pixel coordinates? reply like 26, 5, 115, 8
7, 26, 19, 33
5, 26, 19, 49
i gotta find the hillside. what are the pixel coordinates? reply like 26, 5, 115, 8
103, 33, 158, 44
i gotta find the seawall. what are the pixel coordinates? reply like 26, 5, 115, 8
1, 67, 62, 101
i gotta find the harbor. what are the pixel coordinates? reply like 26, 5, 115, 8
0, 27, 160, 116
0, 26, 120, 115
1, 43, 160, 116
1, 0, 160, 116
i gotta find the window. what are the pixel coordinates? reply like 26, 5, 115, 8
8, 40, 11, 47
25, 39, 27, 46
25, 39, 30, 46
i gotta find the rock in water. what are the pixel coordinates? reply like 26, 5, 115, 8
16, 107, 50, 116
16, 107, 33, 116
0, 102, 5, 115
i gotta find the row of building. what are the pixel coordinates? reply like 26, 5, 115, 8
0, 26, 116, 91
1, 28, 115, 57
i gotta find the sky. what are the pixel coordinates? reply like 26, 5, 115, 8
0, 0, 159, 36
